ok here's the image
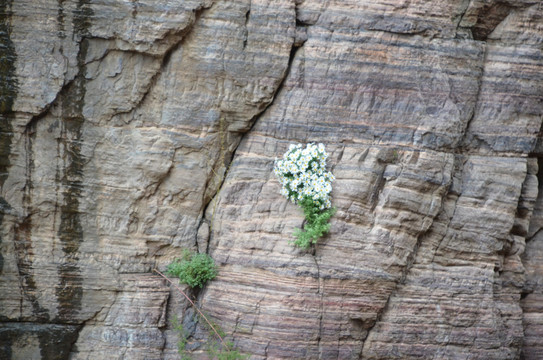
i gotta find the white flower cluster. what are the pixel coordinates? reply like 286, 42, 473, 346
274, 143, 335, 210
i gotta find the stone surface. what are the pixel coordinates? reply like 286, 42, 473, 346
522, 158, 543, 360
0, 0, 542, 359
0, 323, 80, 360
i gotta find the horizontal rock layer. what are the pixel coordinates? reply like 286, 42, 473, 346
0, 0, 542, 359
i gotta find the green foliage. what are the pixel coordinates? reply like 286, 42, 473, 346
171, 310, 247, 360
162, 254, 245, 359
207, 341, 248, 360
200, 315, 247, 359
171, 316, 190, 360
167, 250, 218, 288
292, 197, 336, 249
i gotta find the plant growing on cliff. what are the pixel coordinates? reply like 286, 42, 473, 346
274, 143, 336, 248
167, 250, 218, 288
154, 268, 247, 359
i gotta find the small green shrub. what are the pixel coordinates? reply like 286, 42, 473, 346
292, 197, 336, 249
167, 250, 218, 288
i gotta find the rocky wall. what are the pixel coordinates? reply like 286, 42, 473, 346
0, 0, 542, 359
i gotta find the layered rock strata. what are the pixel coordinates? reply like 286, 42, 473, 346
0, 0, 542, 359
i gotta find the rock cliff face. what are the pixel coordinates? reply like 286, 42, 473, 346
0, 0, 542, 359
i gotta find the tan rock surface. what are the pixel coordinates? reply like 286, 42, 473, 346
522, 159, 543, 360
0, 0, 542, 359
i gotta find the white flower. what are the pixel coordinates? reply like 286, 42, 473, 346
274, 142, 334, 208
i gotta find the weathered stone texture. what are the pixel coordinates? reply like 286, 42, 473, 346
361, 157, 530, 359
200, 1, 543, 359
522, 158, 543, 360
1, 0, 543, 359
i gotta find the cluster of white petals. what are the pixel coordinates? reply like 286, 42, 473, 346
274, 143, 335, 210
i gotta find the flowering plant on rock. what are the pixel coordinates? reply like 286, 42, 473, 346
274, 143, 335, 249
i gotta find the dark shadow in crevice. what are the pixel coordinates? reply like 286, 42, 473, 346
471, 2, 512, 41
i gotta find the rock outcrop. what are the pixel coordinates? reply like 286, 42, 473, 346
0, 0, 542, 359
